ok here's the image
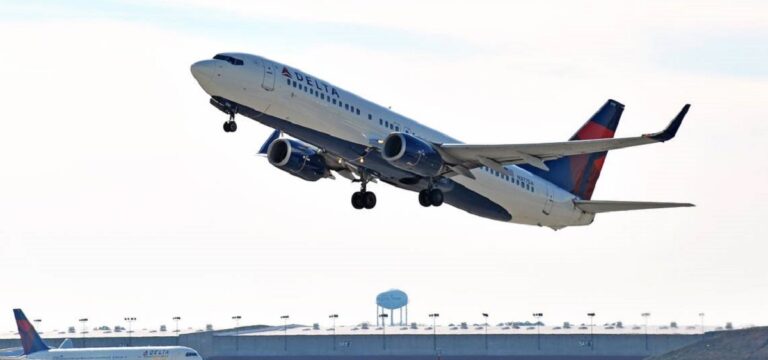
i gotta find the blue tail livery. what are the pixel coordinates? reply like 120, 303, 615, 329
13, 308, 50, 355
521, 99, 624, 200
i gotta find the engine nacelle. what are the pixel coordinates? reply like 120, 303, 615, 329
382, 132, 444, 177
267, 139, 328, 182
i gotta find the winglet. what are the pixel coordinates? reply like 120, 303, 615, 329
646, 104, 690, 142
13, 309, 50, 355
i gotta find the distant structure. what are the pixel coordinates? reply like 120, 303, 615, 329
376, 289, 408, 326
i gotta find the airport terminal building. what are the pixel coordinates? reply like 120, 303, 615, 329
0, 323, 705, 360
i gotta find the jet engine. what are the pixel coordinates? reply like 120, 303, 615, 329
267, 139, 328, 182
382, 132, 444, 177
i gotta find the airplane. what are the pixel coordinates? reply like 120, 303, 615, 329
190, 53, 693, 229
5, 309, 202, 360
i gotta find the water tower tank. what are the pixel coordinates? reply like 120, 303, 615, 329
376, 289, 408, 309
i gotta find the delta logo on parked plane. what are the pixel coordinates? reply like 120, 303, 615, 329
282, 66, 341, 98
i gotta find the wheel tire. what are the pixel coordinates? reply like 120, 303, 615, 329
363, 191, 377, 209
429, 188, 444, 207
351, 192, 364, 209
223, 122, 231, 132
418, 190, 431, 207
229, 122, 237, 132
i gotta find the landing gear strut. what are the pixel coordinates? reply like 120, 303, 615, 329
351, 174, 376, 210
419, 187, 444, 207
223, 111, 237, 132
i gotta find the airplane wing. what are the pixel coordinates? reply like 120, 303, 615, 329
435, 104, 689, 174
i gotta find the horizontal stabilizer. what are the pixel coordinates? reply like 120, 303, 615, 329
575, 200, 694, 213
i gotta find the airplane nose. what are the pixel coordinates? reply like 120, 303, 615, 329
190, 60, 215, 86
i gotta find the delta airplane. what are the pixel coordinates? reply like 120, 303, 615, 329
5, 310, 202, 360
190, 53, 693, 229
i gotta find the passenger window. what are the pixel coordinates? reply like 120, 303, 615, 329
379, 119, 383, 125
286, 79, 290, 85
292, 81, 297, 88
321, 93, 325, 100
368, 114, 372, 120
344, 104, 349, 110
310, 89, 314, 95
333, 99, 337, 104
357, 109, 361, 115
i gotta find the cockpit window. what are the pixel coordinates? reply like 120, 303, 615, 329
213, 54, 244, 66
185, 352, 198, 357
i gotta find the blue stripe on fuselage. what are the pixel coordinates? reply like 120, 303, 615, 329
214, 97, 512, 222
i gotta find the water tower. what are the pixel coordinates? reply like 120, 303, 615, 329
376, 289, 408, 326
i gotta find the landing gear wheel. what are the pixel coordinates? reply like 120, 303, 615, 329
352, 192, 365, 210
351, 192, 364, 209
418, 190, 431, 207
223, 111, 237, 132
363, 191, 377, 209
223, 121, 237, 132
429, 188, 444, 207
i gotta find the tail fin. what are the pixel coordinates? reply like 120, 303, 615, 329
521, 99, 624, 199
13, 309, 50, 355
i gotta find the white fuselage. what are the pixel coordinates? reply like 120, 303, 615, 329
12, 346, 200, 360
192, 53, 595, 228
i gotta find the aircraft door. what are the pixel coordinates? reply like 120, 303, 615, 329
543, 184, 555, 215
262, 61, 276, 91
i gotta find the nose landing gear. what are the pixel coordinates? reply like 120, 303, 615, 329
223, 111, 237, 132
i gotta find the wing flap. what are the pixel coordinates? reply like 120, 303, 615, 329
574, 200, 694, 213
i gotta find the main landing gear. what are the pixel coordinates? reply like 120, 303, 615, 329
223, 111, 237, 132
418, 188, 444, 207
351, 175, 376, 210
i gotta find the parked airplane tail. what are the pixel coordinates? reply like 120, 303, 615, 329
521, 99, 624, 199
13, 309, 50, 355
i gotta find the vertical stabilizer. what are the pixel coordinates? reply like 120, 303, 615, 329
13, 309, 50, 355
521, 99, 624, 199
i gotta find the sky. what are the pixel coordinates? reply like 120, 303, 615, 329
0, 0, 767, 335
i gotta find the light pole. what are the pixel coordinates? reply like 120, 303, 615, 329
232, 315, 241, 352
379, 313, 388, 350
533, 313, 543, 351
429, 313, 439, 352
587, 313, 595, 350
641, 313, 651, 351
482, 313, 489, 351
79, 318, 88, 347
173, 316, 181, 333
329, 314, 338, 351
698, 313, 705, 334
124, 317, 136, 346
281, 315, 289, 352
